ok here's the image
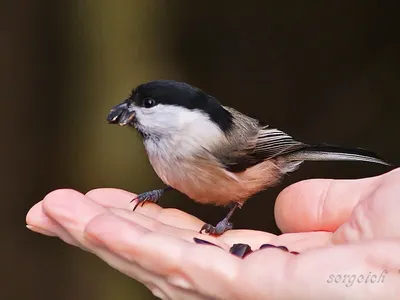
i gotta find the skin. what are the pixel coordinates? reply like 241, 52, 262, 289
26, 168, 400, 300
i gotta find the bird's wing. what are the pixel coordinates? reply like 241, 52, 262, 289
221, 126, 306, 173
252, 127, 306, 159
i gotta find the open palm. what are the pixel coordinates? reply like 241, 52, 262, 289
26, 169, 400, 299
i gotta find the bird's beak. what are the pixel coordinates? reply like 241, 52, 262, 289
107, 102, 136, 126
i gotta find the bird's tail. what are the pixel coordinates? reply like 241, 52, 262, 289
284, 144, 390, 166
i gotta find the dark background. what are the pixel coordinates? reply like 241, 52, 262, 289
1, 1, 398, 299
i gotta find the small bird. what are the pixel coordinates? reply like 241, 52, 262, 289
107, 80, 389, 235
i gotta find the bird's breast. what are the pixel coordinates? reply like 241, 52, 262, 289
145, 145, 284, 206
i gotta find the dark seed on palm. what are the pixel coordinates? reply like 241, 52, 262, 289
193, 237, 221, 248
259, 243, 277, 249
259, 244, 290, 252
229, 243, 253, 259
276, 246, 289, 252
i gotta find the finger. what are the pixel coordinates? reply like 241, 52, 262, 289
85, 214, 217, 300
26, 198, 80, 246
86, 188, 205, 230
107, 208, 230, 250
85, 214, 243, 300
86, 189, 230, 248
40, 190, 197, 299
110, 206, 282, 250
43, 188, 216, 261
275, 174, 381, 233
42, 189, 110, 248
26, 201, 58, 236
86, 188, 172, 218
87, 188, 279, 249
85, 188, 139, 209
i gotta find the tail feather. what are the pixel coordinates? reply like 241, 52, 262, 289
284, 144, 390, 166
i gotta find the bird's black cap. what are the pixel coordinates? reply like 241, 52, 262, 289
129, 80, 233, 132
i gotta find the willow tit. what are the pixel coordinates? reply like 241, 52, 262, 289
107, 80, 389, 235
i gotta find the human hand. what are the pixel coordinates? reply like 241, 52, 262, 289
26, 169, 400, 299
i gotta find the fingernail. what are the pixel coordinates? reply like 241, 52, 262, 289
229, 243, 252, 259
168, 275, 193, 290
193, 237, 221, 248
26, 225, 56, 236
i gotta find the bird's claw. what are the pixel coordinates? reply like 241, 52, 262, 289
199, 219, 233, 235
131, 189, 164, 211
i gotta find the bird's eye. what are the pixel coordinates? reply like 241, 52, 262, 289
143, 98, 156, 108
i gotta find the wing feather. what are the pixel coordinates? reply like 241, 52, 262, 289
252, 127, 306, 159
221, 125, 306, 173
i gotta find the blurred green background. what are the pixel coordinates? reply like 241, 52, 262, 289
1, 1, 399, 299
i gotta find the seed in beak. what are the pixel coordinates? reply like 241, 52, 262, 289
119, 111, 136, 126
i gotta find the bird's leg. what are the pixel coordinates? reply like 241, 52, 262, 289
131, 186, 173, 211
200, 202, 241, 235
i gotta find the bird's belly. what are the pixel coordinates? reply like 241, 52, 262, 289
148, 154, 282, 206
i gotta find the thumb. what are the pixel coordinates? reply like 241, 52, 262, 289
332, 168, 400, 244
274, 175, 381, 233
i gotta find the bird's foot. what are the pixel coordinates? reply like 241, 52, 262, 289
199, 218, 233, 235
130, 189, 165, 211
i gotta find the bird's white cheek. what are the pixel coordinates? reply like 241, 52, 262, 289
135, 110, 173, 132
136, 105, 226, 155
135, 106, 191, 133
